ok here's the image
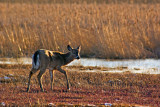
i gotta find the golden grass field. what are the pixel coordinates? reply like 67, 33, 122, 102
0, 2, 160, 59
1, 0, 160, 4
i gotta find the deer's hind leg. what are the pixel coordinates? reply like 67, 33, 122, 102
27, 68, 39, 92
37, 67, 46, 92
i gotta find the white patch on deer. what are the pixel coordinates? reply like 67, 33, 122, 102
32, 54, 40, 69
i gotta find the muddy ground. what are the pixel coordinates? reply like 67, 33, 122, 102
0, 64, 160, 106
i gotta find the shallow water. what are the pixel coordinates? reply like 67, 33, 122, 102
0, 58, 32, 65
68, 58, 160, 74
0, 58, 160, 74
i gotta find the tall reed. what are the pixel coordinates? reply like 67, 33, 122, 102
0, 0, 160, 4
0, 3, 160, 59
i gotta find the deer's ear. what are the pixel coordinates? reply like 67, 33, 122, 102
67, 45, 72, 51
77, 45, 81, 51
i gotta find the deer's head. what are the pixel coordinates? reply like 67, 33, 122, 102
67, 45, 81, 59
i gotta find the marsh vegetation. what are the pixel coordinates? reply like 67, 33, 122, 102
0, 2, 160, 59
0, 64, 160, 106
0, 0, 160, 106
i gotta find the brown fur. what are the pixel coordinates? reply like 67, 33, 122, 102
27, 45, 81, 92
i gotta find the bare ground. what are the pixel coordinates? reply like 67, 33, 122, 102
0, 64, 160, 106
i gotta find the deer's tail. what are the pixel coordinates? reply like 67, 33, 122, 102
32, 51, 40, 70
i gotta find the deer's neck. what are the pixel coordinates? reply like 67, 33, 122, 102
62, 52, 75, 65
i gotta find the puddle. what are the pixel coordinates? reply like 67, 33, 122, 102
0, 58, 160, 74
68, 58, 160, 74
0, 58, 32, 64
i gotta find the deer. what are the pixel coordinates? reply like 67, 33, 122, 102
27, 45, 81, 92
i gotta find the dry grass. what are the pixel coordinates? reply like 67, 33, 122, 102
0, 0, 160, 4
0, 3, 160, 59
0, 64, 160, 106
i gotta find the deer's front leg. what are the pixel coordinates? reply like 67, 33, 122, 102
49, 70, 54, 90
57, 67, 70, 90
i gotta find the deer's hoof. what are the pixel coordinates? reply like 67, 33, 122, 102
26, 88, 29, 92
68, 88, 70, 91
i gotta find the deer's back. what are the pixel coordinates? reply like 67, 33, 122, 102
38, 49, 64, 68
